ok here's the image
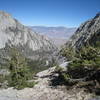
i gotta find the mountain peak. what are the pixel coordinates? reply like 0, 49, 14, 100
0, 11, 11, 18
0, 11, 57, 59
66, 13, 100, 50
94, 12, 100, 18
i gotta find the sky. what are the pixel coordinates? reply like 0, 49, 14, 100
0, 0, 100, 27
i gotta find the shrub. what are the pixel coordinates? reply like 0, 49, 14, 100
55, 65, 63, 72
60, 44, 100, 82
60, 47, 76, 61
8, 47, 35, 90
61, 73, 71, 80
27, 81, 37, 88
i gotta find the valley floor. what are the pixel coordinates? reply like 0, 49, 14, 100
0, 67, 93, 100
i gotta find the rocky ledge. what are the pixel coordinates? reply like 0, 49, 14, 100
0, 65, 93, 100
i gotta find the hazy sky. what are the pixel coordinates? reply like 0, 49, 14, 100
0, 0, 100, 27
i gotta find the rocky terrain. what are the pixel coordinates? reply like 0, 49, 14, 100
66, 12, 100, 50
0, 65, 93, 100
0, 11, 56, 51
0, 11, 58, 68
0, 11, 100, 100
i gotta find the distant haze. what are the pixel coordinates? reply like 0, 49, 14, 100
29, 26, 77, 47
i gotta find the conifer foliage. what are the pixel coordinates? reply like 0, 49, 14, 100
8, 47, 34, 89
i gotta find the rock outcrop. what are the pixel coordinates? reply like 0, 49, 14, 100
0, 11, 58, 66
66, 12, 100, 50
0, 66, 93, 100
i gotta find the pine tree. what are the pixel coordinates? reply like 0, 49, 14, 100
8, 47, 32, 89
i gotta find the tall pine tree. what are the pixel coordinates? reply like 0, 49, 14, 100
8, 47, 32, 89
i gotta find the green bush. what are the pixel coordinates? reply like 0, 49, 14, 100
8, 47, 35, 90
62, 73, 71, 80
27, 81, 37, 88
60, 47, 76, 61
66, 46, 100, 69
0, 75, 5, 83
60, 44, 100, 82
55, 65, 63, 72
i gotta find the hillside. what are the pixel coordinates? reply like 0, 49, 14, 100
66, 12, 100, 50
0, 11, 58, 70
60, 13, 100, 98
0, 11, 100, 100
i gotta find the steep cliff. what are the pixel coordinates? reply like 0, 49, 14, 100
66, 12, 100, 50
0, 11, 58, 68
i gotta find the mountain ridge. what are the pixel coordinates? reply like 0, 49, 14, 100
29, 26, 77, 47
65, 12, 100, 50
29, 26, 77, 39
0, 11, 58, 67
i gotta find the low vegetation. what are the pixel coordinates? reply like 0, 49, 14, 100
8, 48, 36, 89
58, 41, 100, 94
60, 47, 76, 61
0, 47, 37, 90
26, 58, 56, 74
0, 47, 56, 89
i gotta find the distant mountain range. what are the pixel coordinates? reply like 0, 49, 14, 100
29, 26, 77, 47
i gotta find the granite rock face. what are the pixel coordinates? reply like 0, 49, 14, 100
0, 11, 57, 61
66, 12, 100, 50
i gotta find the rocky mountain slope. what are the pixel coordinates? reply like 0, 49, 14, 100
0, 11, 58, 67
60, 13, 100, 99
0, 11, 99, 100
29, 26, 77, 47
66, 12, 100, 50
